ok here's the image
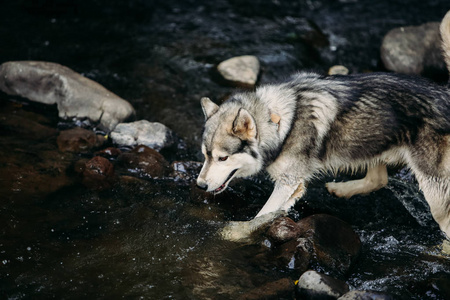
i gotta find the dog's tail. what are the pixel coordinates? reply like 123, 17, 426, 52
440, 10, 450, 76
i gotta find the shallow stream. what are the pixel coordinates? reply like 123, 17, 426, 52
1, 0, 450, 299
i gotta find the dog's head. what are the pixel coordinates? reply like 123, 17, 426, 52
196, 97, 263, 194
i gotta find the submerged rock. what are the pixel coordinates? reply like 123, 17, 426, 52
0, 113, 57, 140
110, 120, 175, 151
217, 55, 260, 88
297, 270, 349, 299
0, 61, 135, 130
381, 22, 446, 77
81, 156, 115, 191
57, 127, 105, 153
116, 145, 171, 178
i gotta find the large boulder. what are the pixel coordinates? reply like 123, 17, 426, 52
0, 61, 135, 130
381, 22, 446, 77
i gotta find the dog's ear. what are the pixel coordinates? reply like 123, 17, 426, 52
201, 97, 219, 120
232, 108, 257, 140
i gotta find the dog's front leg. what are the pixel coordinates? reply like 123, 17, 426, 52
220, 179, 305, 242
256, 179, 305, 217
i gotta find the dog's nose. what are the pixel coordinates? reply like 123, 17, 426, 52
196, 180, 208, 190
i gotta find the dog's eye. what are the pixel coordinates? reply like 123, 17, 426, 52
218, 156, 228, 162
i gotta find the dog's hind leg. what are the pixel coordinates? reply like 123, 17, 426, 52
326, 164, 388, 199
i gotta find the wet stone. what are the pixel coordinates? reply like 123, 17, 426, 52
295, 214, 361, 276
57, 127, 105, 153
110, 120, 175, 151
81, 156, 115, 191
266, 216, 301, 245
217, 55, 260, 88
297, 270, 349, 300
269, 214, 361, 275
95, 147, 122, 160
381, 22, 446, 77
115, 145, 171, 178
338, 290, 395, 300
0, 61, 135, 130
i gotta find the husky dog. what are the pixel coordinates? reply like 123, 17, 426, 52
197, 11, 450, 241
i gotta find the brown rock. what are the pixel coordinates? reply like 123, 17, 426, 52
268, 214, 361, 275
296, 214, 361, 275
266, 216, 301, 244
116, 145, 170, 178
95, 147, 122, 159
57, 127, 104, 153
81, 156, 115, 190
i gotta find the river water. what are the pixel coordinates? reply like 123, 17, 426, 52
1, 0, 450, 299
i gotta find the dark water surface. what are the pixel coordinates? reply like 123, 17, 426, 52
1, 0, 450, 299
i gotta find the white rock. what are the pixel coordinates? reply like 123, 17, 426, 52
297, 270, 349, 299
110, 120, 174, 151
0, 61, 135, 130
217, 55, 260, 87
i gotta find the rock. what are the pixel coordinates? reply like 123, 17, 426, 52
110, 120, 175, 151
57, 127, 105, 153
270, 214, 361, 275
266, 216, 301, 245
95, 147, 122, 160
217, 55, 260, 87
0, 61, 135, 130
338, 290, 395, 300
328, 65, 349, 75
381, 22, 446, 77
115, 145, 171, 178
297, 270, 349, 299
81, 156, 115, 190
296, 214, 361, 276
237, 278, 295, 300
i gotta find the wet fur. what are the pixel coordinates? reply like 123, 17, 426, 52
197, 11, 450, 241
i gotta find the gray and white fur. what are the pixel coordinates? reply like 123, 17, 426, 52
197, 11, 450, 241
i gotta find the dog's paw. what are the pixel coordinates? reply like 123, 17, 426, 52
326, 181, 354, 199
220, 221, 252, 242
